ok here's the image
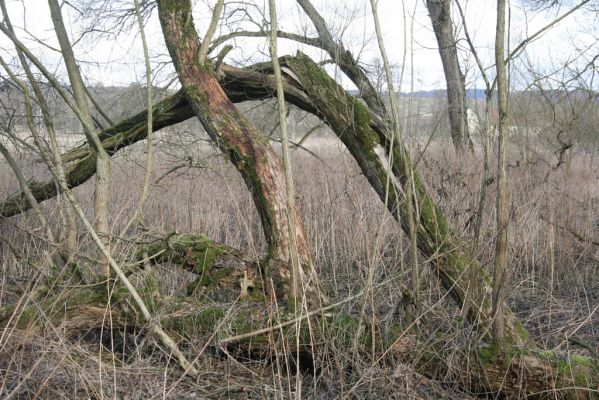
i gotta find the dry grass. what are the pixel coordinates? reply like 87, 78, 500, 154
0, 133, 597, 399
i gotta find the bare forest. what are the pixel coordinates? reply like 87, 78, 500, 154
0, 0, 598, 398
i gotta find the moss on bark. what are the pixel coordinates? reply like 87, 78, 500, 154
3, 286, 596, 399
282, 52, 529, 347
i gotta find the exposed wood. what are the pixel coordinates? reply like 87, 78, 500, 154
157, 0, 323, 306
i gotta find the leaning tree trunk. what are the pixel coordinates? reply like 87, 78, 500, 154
0, 64, 321, 219
279, 53, 530, 344
426, 0, 472, 153
0, 53, 525, 342
156, 0, 324, 307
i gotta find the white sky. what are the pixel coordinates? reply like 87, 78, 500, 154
0, 0, 596, 91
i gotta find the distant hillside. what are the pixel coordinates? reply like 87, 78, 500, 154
347, 88, 487, 100
408, 88, 487, 100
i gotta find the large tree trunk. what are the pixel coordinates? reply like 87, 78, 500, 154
280, 53, 529, 346
156, 0, 323, 307
426, 0, 472, 153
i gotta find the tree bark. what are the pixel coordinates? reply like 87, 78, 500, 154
156, 0, 323, 307
426, 0, 472, 153
48, 0, 112, 276
268, 0, 305, 306
493, 0, 510, 342
280, 53, 530, 345
0, 0, 78, 260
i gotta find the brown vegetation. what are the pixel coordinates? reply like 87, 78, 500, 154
1, 134, 597, 398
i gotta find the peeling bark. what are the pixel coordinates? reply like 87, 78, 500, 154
156, 0, 323, 306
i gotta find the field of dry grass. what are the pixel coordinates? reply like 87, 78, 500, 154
0, 134, 597, 398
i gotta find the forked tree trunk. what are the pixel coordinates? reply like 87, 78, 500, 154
156, 0, 324, 307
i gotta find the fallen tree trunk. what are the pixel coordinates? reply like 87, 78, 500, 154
136, 233, 262, 299
2, 260, 596, 400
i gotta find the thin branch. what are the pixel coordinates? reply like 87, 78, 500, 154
541, 216, 599, 246
209, 29, 322, 54
198, 0, 225, 64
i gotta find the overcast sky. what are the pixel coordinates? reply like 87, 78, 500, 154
0, 0, 596, 92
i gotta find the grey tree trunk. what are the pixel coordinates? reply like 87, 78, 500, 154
48, 0, 112, 276
492, 0, 510, 341
426, 0, 472, 153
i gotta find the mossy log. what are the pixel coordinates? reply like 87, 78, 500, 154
2, 282, 596, 399
136, 233, 263, 300
2, 234, 596, 399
